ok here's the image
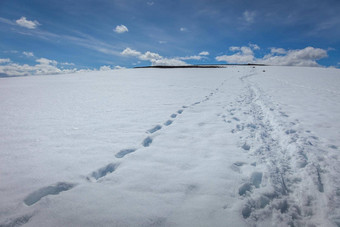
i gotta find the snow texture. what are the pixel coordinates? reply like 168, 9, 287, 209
0, 66, 340, 226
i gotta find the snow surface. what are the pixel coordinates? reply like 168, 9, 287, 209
0, 66, 340, 226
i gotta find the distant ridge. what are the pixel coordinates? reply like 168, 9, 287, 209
134, 63, 266, 69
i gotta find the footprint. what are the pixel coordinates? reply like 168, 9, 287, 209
280, 112, 289, 117
24, 182, 75, 206
147, 125, 162, 134
115, 149, 136, 158
250, 172, 263, 188
170, 114, 177, 118
285, 129, 296, 135
142, 136, 153, 147
316, 165, 324, 193
242, 143, 251, 151
90, 163, 118, 180
329, 145, 338, 150
177, 109, 183, 114
233, 161, 246, 167
164, 120, 173, 126
232, 117, 240, 121
239, 183, 252, 196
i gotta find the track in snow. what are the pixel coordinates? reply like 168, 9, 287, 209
2, 79, 227, 227
228, 68, 339, 226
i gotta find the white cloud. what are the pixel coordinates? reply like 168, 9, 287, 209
114, 65, 126, 69
216, 45, 328, 67
0, 58, 11, 64
240, 47, 253, 55
114, 25, 128, 33
258, 47, 327, 66
147, 1, 154, 6
36, 58, 57, 65
23, 51, 34, 57
60, 62, 75, 66
121, 48, 141, 57
270, 48, 287, 54
159, 41, 167, 44
216, 53, 255, 64
0, 56, 128, 77
180, 27, 187, 32
139, 51, 162, 61
150, 58, 187, 66
249, 44, 260, 50
16, 17, 40, 29
229, 46, 254, 55
178, 55, 202, 60
120, 48, 187, 66
243, 11, 256, 24
199, 51, 209, 56
99, 65, 112, 71
230, 46, 240, 51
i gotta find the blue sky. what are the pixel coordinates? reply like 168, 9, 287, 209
0, 0, 340, 75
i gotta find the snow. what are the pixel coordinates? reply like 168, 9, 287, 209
0, 66, 339, 226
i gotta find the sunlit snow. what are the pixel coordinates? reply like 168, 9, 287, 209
0, 66, 339, 226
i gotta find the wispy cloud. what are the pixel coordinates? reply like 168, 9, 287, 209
177, 55, 202, 60
180, 27, 187, 32
16, 17, 40, 29
270, 48, 287, 54
243, 11, 256, 24
199, 51, 209, 56
23, 51, 34, 57
114, 25, 128, 33
0, 58, 11, 64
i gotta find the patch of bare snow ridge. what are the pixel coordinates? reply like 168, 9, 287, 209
0, 66, 339, 226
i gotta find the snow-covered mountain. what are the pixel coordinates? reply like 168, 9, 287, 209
0, 66, 339, 226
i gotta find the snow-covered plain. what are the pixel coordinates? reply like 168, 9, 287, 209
0, 66, 340, 226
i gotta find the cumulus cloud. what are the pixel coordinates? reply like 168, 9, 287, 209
216, 54, 254, 64
259, 47, 327, 66
139, 51, 162, 61
99, 65, 112, 71
23, 51, 34, 57
0, 56, 127, 77
121, 48, 141, 57
0, 57, 79, 77
216, 44, 328, 67
36, 58, 57, 65
114, 25, 128, 33
16, 17, 40, 29
120, 48, 187, 66
199, 51, 209, 56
